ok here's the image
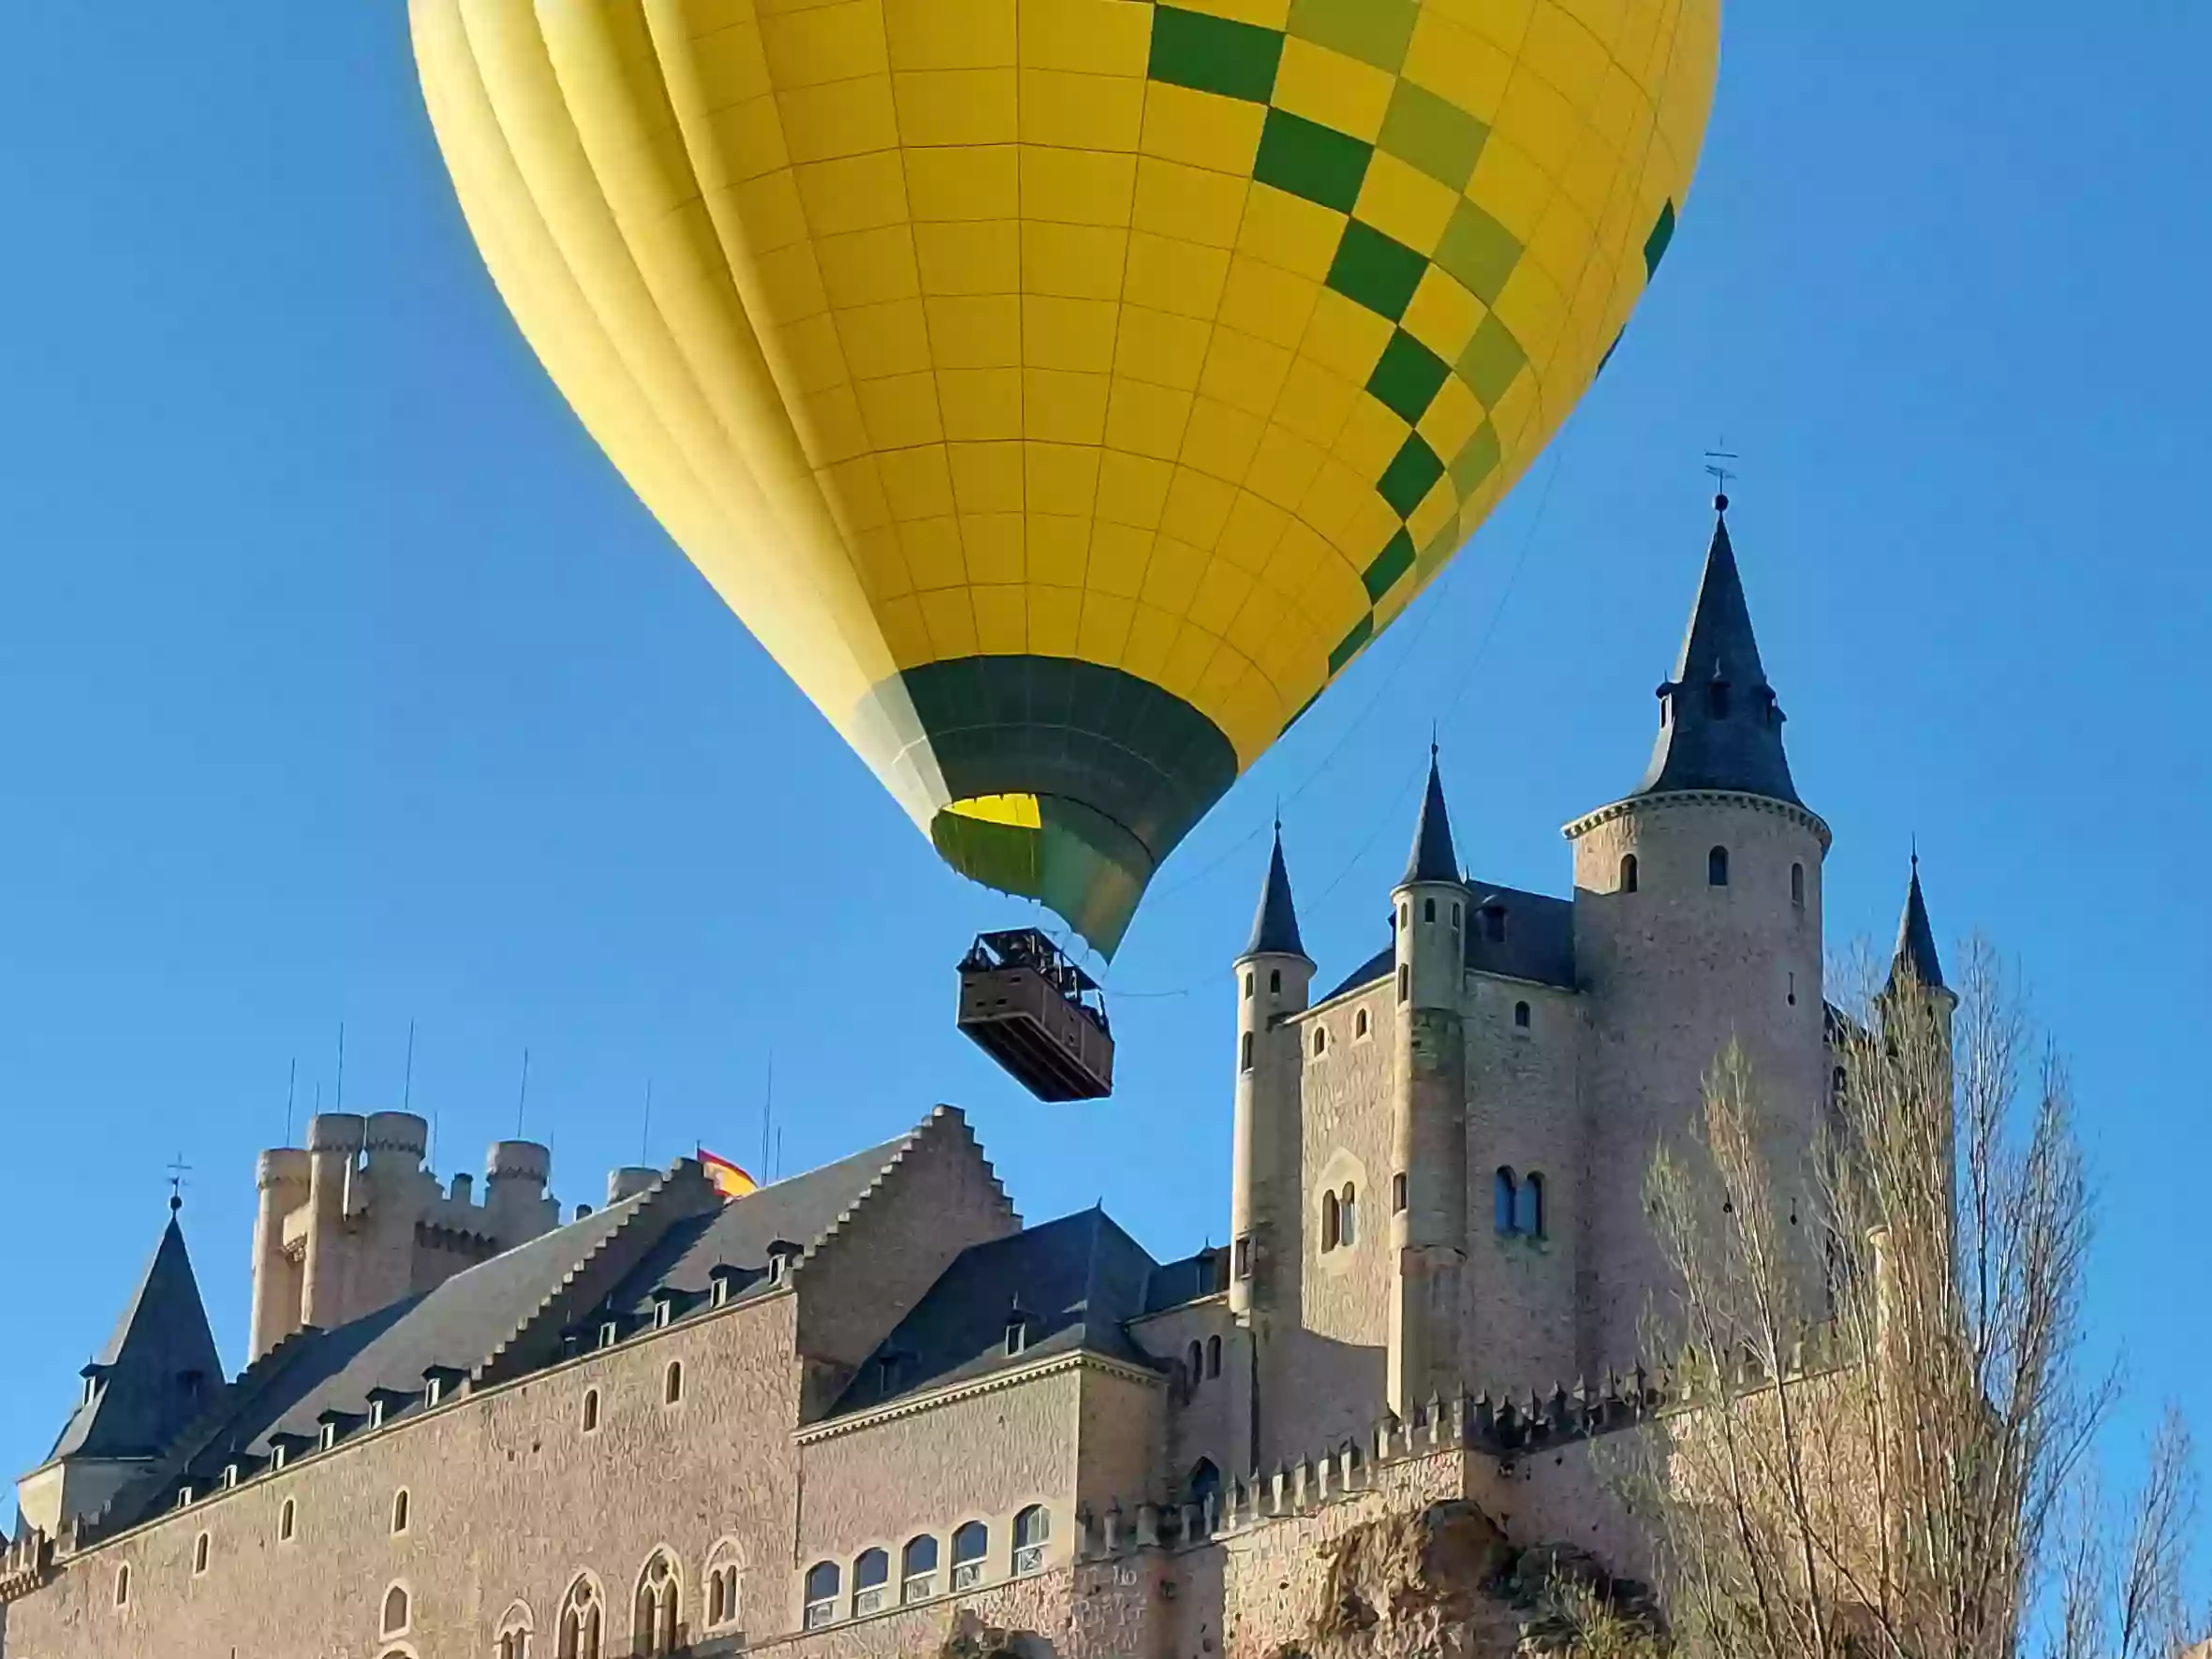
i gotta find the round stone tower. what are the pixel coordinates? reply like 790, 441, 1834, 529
301, 1112, 367, 1330
1567, 499, 1831, 1373
249, 1147, 310, 1360
486, 1138, 556, 1242
1387, 754, 1471, 1415
1230, 826, 1313, 1324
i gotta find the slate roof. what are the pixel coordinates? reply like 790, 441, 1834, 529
827, 1209, 1164, 1417
42, 1215, 224, 1467
1321, 881, 1576, 1003
1244, 828, 1308, 960
1403, 754, 1463, 886
1634, 503, 1803, 806
1143, 1248, 1227, 1314
1890, 859, 1945, 991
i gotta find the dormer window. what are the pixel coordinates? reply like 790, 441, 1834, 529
80, 1367, 102, 1407
654, 1299, 674, 1330
220, 1462, 241, 1490
369, 1399, 388, 1430
318, 1422, 338, 1452
1005, 1315, 1028, 1358
766, 1241, 801, 1285
877, 1353, 904, 1394
598, 1320, 621, 1349
709, 1269, 734, 1308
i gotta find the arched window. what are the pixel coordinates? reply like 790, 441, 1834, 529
1239, 1032, 1253, 1073
1513, 1001, 1531, 1029
1792, 861, 1806, 905
1452, 901, 1462, 929
1338, 1182, 1358, 1247
114, 1563, 129, 1607
1516, 1172, 1546, 1239
1708, 845, 1730, 887
1268, 967, 1281, 993
1011, 1505, 1050, 1575
382, 1584, 411, 1637
1188, 1458, 1222, 1519
1243, 970, 1253, 999
1355, 1008, 1369, 1038
1620, 853, 1639, 893
950, 1521, 988, 1590
703, 1543, 742, 1630
853, 1548, 891, 1617
802, 1562, 840, 1629
279, 1497, 295, 1542
391, 1489, 409, 1534
1423, 897, 1436, 922
1313, 1025, 1327, 1056
664, 1360, 683, 1405
901, 1535, 939, 1604
1494, 1168, 1519, 1235
1392, 1171, 1407, 1212
558, 1577, 604, 1659
193, 1532, 210, 1575
495, 1601, 535, 1659
1205, 1334, 1221, 1378
1396, 964, 1409, 1004
581, 1387, 600, 1433
1186, 1340, 1203, 1382
634, 1552, 680, 1653
1321, 1188, 1340, 1251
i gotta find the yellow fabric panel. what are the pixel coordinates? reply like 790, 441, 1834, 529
413, 0, 1719, 822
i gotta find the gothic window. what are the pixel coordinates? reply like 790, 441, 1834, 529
382, 1584, 411, 1637
495, 1600, 535, 1659
1513, 1001, 1531, 1029
902, 1535, 939, 1604
1515, 1173, 1546, 1239
1396, 965, 1409, 1004
1355, 1008, 1369, 1038
1708, 845, 1730, 887
664, 1360, 684, 1405
113, 1563, 128, 1607
193, 1532, 209, 1575
1269, 967, 1281, 993
803, 1563, 841, 1629
1620, 853, 1639, 893
703, 1542, 742, 1630
1792, 861, 1806, 905
634, 1553, 680, 1654
1206, 1334, 1222, 1378
391, 1489, 409, 1534
558, 1577, 604, 1659
1494, 1168, 1519, 1235
581, 1388, 600, 1433
852, 1548, 891, 1616
1240, 1032, 1253, 1073
1339, 1182, 1359, 1247
1321, 1189, 1340, 1251
279, 1498, 295, 1543
1313, 1025, 1327, 1057
1011, 1505, 1050, 1576
951, 1521, 989, 1590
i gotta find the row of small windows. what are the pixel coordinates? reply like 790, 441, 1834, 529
1184, 1335, 1223, 1383
1242, 966, 1285, 998
1494, 1167, 1547, 1238
1616, 849, 1805, 903
578, 1360, 682, 1435
803, 1508, 1048, 1629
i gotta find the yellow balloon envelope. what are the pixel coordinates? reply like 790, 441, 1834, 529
411, 0, 1719, 955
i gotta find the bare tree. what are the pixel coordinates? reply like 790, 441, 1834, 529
1619, 938, 2202, 1659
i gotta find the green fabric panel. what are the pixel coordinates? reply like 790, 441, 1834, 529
1363, 527, 1417, 601
1451, 420, 1502, 494
1416, 520, 1461, 578
1433, 197, 1523, 304
1326, 219, 1426, 320
1378, 432, 1445, 519
1456, 312, 1526, 406
1147, 6, 1285, 104
1644, 198, 1677, 277
1377, 80, 1489, 190
1285, 0, 1418, 72
1329, 612, 1375, 674
1366, 329, 1451, 425
1253, 108, 1372, 213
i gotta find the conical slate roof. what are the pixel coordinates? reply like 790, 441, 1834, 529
44, 1212, 225, 1465
1244, 826, 1307, 959
1402, 753, 1462, 887
1634, 500, 1802, 806
1889, 857, 1945, 992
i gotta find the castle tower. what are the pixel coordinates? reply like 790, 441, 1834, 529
1230, 826, 1313, 1327
299, 1111, 366, 1331
1388, 754, 1471, 1413
248, 1147, 310, 1358
1566, 498, 1831, 1370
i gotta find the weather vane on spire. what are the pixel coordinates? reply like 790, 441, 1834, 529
1703, 440, 1740, 509
166, 1153, 193, 1214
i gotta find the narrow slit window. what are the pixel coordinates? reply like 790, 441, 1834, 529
1494, 1168, 1519, 1235
664, 1360, 684, 1405
1339, 1182, 1358, 1246
1392, 1172, 1408, 1213
1321, 1189, 1340, 1252
582, 1388, 600, 1433
1240, 1032, 1253, 1073
1708, 845, 1730, 887
1513, 1001, 1530, 1029
1268, 967, 1281, 993
391, 1489, 409, 1534
1515, 1172, 1546, 1239
1396, 965, 1409, 1004
1792, 861, 1806, 905
1205, 1334, 1221, 1378
1620, 853, 1639, 893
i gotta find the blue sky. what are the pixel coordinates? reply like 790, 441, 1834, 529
1, 3, 2204, 1520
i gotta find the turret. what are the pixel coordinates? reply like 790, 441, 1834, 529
1230, 826, 1313, 1320
249, 1148, 310, 1360
1566, 497, 1831, 1371
1387, 753, 1470, 1412
487, 1139, 557, 1241
300, 1112, 366, 1330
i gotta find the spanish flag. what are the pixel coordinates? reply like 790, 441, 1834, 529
698, 1148, 757, 1199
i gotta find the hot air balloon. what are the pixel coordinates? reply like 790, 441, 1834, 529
411, 0, 1719, 958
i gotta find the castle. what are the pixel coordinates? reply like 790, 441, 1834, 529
1, 501, 1945, 1659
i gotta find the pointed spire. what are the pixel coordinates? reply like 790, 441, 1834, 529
1244, 822, 1308, 960
1634, 496, 1803, 806
44, 1211, 225, 1467
1889, 849, 1945, 993
1401, 746, 1462, 887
